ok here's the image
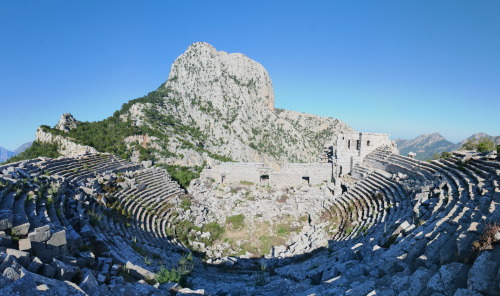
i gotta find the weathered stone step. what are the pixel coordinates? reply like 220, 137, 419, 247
0, 192, 15, 231
12, 194, 30, 236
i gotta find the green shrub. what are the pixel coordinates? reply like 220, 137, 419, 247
477, 138, 495, 152
89, 210, 104, 226
462, 140, 476, 150
226, 214, 245, 230
155, 253, 193, 286
462, 138, 495, 152
160, 165, 203, 188
276, 224, 294, 236
180, 197, 192, 211
202, 222, 225, 241
433, 151, 452, 160
155, 266, 182, 284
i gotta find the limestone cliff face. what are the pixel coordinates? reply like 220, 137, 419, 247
168, 42, 274, 113
36, 127, 97, 156
121, 42, 354, 166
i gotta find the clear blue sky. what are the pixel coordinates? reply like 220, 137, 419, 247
1, 1, 499, 150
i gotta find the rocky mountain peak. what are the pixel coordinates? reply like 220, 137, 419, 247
467, 132, 491, 140
55, 113, 79, 133
415, 132, 445, 142
165, 42, 274, 113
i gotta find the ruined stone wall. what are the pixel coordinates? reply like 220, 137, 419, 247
270, 163, 332, 188
335, 132, 397, 176
202, 162, 332, 188
201, 163, 271, 186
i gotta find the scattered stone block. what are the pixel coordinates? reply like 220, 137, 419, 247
0, 272, 39, 295
18, 238, 31, 252
2, 267, 20, 281
4, 248, 30, 267
135, 183, 146, 191
427, 262, 469, 295
79, 268, 99, 292
125, 261, 155, 281
50, 258, 78, 281
78, 251, 96, 268
40, 263, 56, 278
0, 254, 16, 273
28, 225, 51, 243
97, 273, 106, 283
467, 250, 499, 295
27, 257, 43, 273
46, 230, 66, 249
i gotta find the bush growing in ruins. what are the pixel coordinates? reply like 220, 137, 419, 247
472, 222, 500, 251
160, 164, 203, 188
155, 253, 193, 286
89, 210, 104, 226
156, 266, 182, 284
433, 151, 452, 160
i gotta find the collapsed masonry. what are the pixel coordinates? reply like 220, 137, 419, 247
202, 132, 397, 188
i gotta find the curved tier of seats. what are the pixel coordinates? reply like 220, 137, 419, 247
0, 154, 192, 295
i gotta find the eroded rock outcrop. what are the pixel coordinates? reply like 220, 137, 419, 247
36, 127, 97, 156
55, 113, 79, 133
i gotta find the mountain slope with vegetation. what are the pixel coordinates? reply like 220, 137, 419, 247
20, 42, 354, 169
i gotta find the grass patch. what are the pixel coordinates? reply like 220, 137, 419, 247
240, 180, 255, 186
226, 214, 245, 230
202, 222, 225, 242
259, 235, 285, 255
276, 224, 292, 236
180, 197, 192, 211
88, 210, 104, 227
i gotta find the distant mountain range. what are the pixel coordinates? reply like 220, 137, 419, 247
0, 142, 33, 163
394, 133, 500, 160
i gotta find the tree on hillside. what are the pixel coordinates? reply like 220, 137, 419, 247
462, 140, 477, 150
477, 138, 495, 152
461, 138, 495, 152
4, 141, 61, 163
